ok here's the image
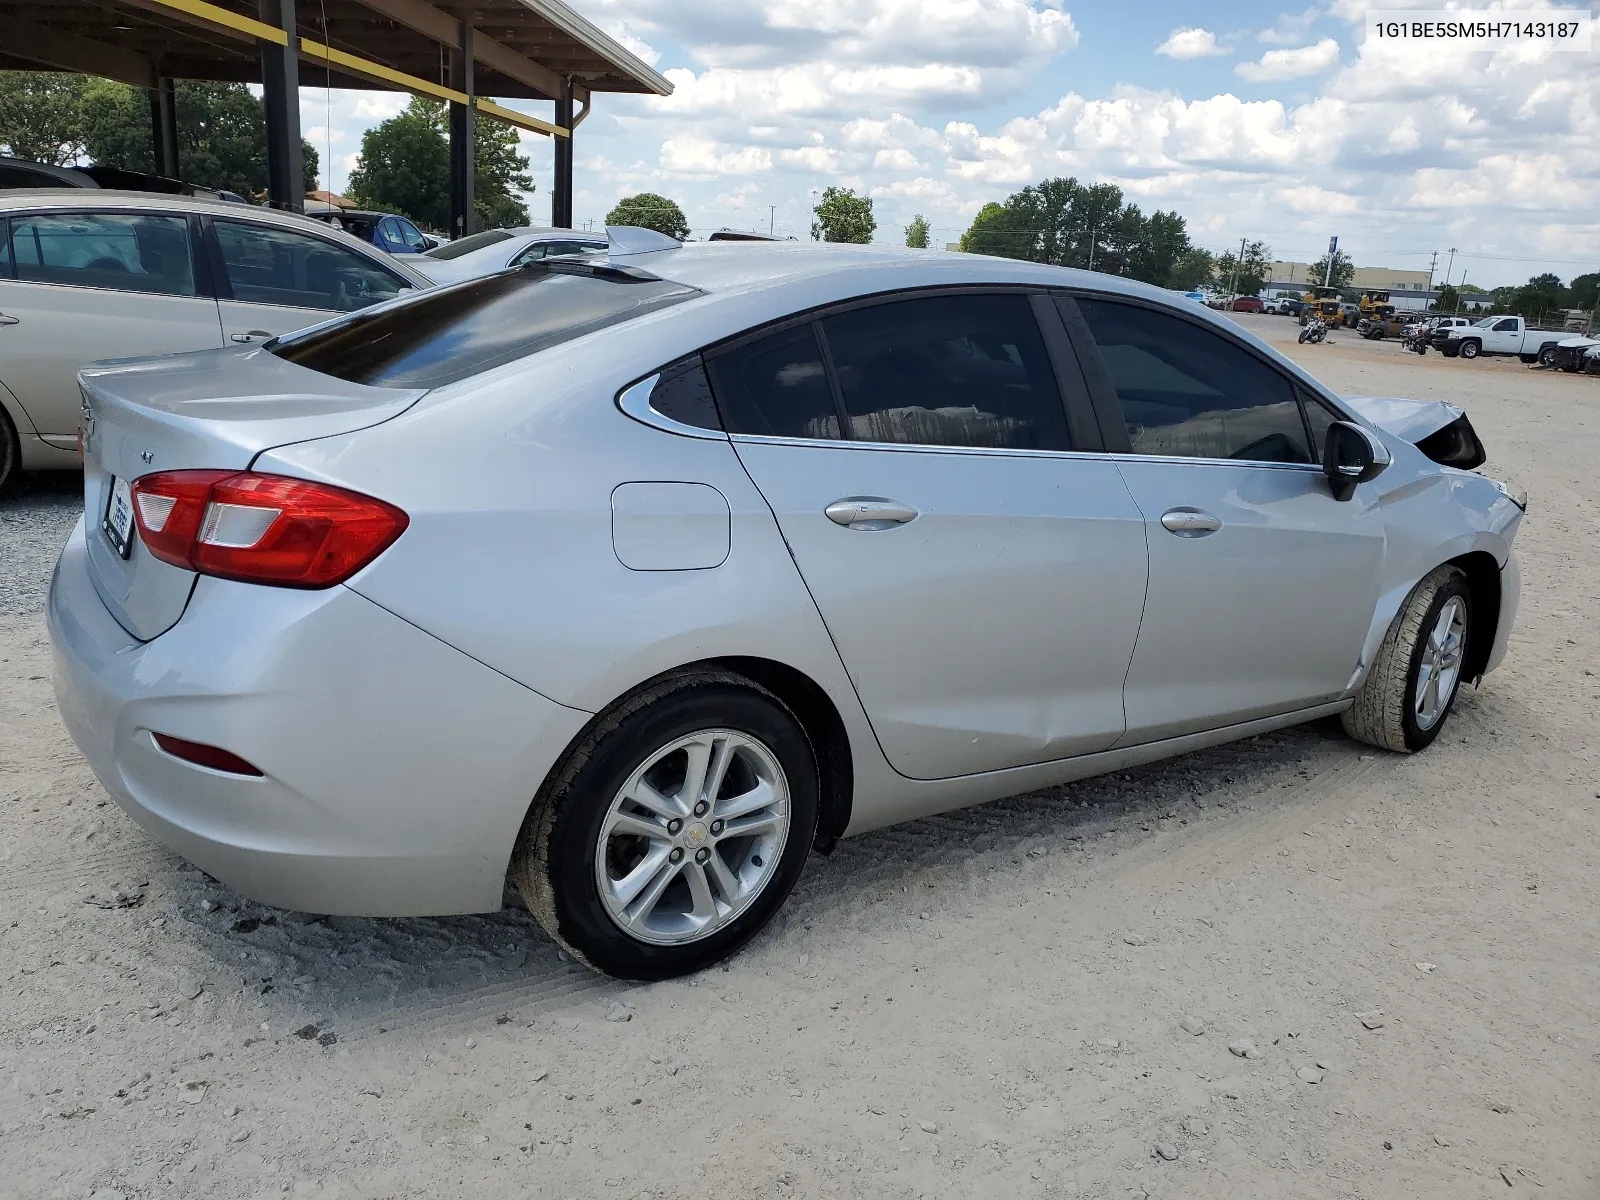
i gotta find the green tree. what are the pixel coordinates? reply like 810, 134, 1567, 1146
955, 177, 1198, 286
812, 186, 875, 243
1167, 247, 1216, 290
80, 80, 318, 195
958, 202, 1017, 256
1, 72, 317, 194
1307, 248, 1355, 290
904, 213, 930, 249
1432, 284, 1460, 313
0, 70, 87, 164
1569, 272, 1600, 310
605, 193, 690, 239
1216, 240, 1273, 296
347, 97, 532, 231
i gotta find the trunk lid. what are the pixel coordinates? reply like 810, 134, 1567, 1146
79, 345, 424, 641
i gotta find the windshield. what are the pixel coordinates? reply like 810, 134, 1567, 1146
1472, 316, 1500, 328
425, 229, 514, 260
270, 262, 700, 389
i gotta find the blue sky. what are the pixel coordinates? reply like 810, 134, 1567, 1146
304, 1, 1599, 288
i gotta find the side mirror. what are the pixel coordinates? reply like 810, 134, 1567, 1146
1323, 421, 1390, 500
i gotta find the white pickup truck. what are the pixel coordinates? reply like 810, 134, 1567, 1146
1434, 315, 1568, 362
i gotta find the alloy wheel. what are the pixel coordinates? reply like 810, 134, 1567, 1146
594, 729, 791, 945
1414, 596, 1467, 731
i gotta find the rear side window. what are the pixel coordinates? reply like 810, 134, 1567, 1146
820, 293, 1070, 450
214, 220, 406, 312
1077, 297, 1312, 464
706, 324, 840, 439
272, 263, 700, 389
5, 211, 196, 296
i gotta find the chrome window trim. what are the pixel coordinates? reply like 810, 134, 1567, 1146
616, 372, 730, 442
727, 429, 1323, 472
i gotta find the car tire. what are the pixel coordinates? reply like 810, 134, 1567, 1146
512, 668, 820, 980
1458, 341, 1480, 359
1341, 565, 1472, 754
0, 405, 19, 495
1537, 345, 1558, 367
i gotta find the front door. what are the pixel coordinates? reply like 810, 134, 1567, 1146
711, 292, 1150, 780
0, 209, 222, 436
1071, 294, 1386, 743
209, 217, 413, 345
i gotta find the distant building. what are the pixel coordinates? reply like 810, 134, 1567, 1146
1260, 260, 1432, 295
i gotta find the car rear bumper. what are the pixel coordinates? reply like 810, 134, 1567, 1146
48, 519, 590, 916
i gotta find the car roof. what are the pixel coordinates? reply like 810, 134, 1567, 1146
599, 240, 1169, 301
0, 189, 434, 286
0, 157, 96, 186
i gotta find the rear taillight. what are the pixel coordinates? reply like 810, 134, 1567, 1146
128, 470, 408, 588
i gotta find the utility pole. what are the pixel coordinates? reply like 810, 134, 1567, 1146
1443, 247, 1457, 287
1087, 225, 1098, 272
768, 205, 775, 236
1456, 271, 1467, 313
1427, 249, 1438, 291
1230, 236, 1245, 297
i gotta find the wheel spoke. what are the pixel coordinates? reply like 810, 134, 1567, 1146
679, 739, 714, 811
702, 737, 736, 805
715, 779, 775, 822
605, 810, 669, 843
628, 777, 684, 821
721, 811, 783, 840
704, 846, 743, 904
683, 860, 718, 921
1424, 672, 1441, 718
623, 854, 683, 926
611, 844, 673, 908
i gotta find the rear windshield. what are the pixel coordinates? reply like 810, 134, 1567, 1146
269, 262, 700, 389
426, 229, 513, 260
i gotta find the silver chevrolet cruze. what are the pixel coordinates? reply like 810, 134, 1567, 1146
49, 232, 1525, 978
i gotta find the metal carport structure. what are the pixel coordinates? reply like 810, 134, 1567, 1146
0, 0, 671, 233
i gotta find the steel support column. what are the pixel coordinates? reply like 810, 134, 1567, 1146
552, 77, 573, 228
448, 25, 475, 238
258, 0, 303, 210
148, 75, 179, 178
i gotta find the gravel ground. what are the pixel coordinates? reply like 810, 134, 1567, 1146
1, 316, 1597, 1198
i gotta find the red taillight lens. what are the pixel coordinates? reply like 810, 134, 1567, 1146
128, 470, 408, 588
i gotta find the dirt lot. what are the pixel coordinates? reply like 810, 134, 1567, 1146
2, 315, 1597, 1199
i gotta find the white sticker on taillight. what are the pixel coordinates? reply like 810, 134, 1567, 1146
199, 502, 282, 548
134, 492, 178, 533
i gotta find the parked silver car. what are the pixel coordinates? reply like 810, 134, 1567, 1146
0, 191, 433, 491
409, 225, 608, 284
49, 236, 1525, 978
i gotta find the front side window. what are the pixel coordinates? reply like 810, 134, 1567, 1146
271, 262, 700, 388
393, 219, 426, 251
1493, 318, 1518, 332
1077, 296, 1312, 464
214, 220, 406, 312
820, 293, 1070, 450
5, 211, 196, 296
705, 324, 840, 440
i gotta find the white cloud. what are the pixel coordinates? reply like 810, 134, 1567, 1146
1257, 6, 1322, 45
1235, 38, 1342, 81
1156, 28, 1229, 59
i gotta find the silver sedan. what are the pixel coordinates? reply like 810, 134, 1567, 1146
49, 235, 1525, 978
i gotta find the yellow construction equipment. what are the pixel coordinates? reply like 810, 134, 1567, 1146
1302, 285, 1342, 324
1357, 290, 1392, 318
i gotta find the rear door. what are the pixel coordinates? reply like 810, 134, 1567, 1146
207, 217, 413, 345
715, 290, 1150, 780
1066, 293, 1386, 743
0, 208, 223, 437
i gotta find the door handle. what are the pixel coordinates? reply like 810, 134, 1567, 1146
0, 312, 18, 326
824, 497, 918, 530
1160, 508, 1222, 537
231, 330, 274, 343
